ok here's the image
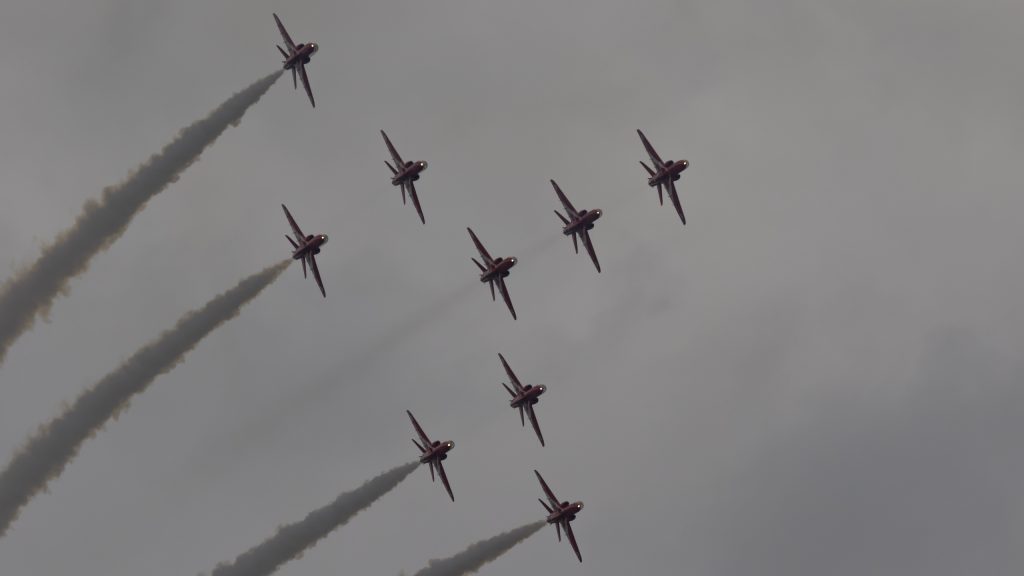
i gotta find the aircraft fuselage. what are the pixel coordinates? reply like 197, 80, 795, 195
480, 257, 517, 282
546, 501, 584, 525
291, 234, 328, 259
283, 42, 318, 69
419, 440, 454, 463
510, 384, 546, 407
647, 160, 689, 187
391, 161, 428, 185
562, 209, 603, 235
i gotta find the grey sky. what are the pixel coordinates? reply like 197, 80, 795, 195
1, 1, 1022, 575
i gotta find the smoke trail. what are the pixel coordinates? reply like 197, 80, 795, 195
209, 461, 419, 576
0, 71, 283, 367
409, 521, 546, 576
0, 260, 289, 537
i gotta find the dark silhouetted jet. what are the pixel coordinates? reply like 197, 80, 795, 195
467, 228, 518, 320
551, 180, 603, 272
274, 13, 318, 107
499, 353, 547, 446
536, 469, 584, 562
637, 129, 689, 224
407, 410, 455, 501
381, 130, 429, 223
282, 204, 328, 297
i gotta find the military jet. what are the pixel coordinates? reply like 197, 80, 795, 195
381, 130, 429, 224
274, 13, 318, 107
498, 353, 547, 446
637, 129, 689, 224
535, 469, 584, 562
467, 228, 518, 320
407, 410, 455, 501
282, 204, 328, 298
551, 179, 603, 272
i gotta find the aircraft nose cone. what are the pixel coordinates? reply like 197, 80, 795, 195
577, 502, 584, 511
321, 234, 329, 244
538, 385, 547, 393
510, 257, 518, 266
419, 161, 428, 170
681, 160, 689, 170
594, 209, 603, 218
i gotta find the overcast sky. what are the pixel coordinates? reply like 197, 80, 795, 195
1, 1, 1022, 575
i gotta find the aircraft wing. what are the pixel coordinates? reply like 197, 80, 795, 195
637, 129, 664, 168
525, 403, 545, 446
273, 13, 298, 51
466, 228, 494, 266
436, 459, 455, 501
282, 204, 305, 241
550, 180, 578, 216
580, 229, 601, 272
496, 276, 517, 320
380, 130, 405, 167
408, 180, 425, 224
535, 470, 560, 508
666, 180, 686, 225
564, 520, 582, 562
406, 410, 433, 446
298, 62, 315, 107
309, 253, 326, 297
498, 353, 524, 392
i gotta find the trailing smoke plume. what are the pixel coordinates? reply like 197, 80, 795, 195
0, 71, 283, 367
209, 461, 419, 576
0, 260, 289, 537
408, 521, 546, 576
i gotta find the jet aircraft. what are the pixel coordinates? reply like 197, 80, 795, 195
551, 179, 603, 272
274, 13, 318, 107
637, 129, 689, 224
381, 130, 429, 224
535, 469, 584, 562
282, 204, 328, 298
467, 228, 518, 320
499, 353, 547, 446
407, 410, 455, 501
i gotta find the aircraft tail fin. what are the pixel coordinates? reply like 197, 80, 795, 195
285, 234, 299, 249
556, 521, 562, 541
539, 498, 554, 514
554, 210, 570, 225
291, 67, 297, 89
301, 256, 308, 278
640, 160, 656, 176
471, 257, 487, 272
657, 184, 664, 205
385, 160, 399, 175
572, 232, 578, 253
277, 44, 289, 60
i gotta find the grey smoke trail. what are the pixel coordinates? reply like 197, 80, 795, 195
209, 461, 419, 576
409, 521, 546, 576
0, 260, 289, 537
0, 70, 283, 367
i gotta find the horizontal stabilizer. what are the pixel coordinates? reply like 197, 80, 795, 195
385, 160, 398, 175
539, 498, 554, 513
471, 257, 486, 272
277, 44, 289, 59
286, 234, 299, 249
501, 382, 517, 397
412, 438, 426, 453
554, 210, 570, 225
640, 160, 656, 176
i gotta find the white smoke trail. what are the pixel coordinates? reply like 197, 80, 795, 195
409, 521, 546, 576
0, 260, 289, 537
0, 71, 283, 367
209, 461, 419, 576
